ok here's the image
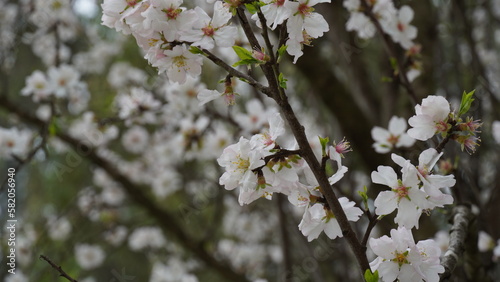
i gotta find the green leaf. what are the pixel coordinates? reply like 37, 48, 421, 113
244, 3, 258, 14
319, 136, 330, 157
364, 269, 379, 282
458, 89, 475, 116
389, 57, 398, 73
358, 186, 369, 210
48, 119, 59, 136
278, 73, 287, 89
189, 46, 204, 55
277, 45, 288, 63
232, 46, 260, 66
233, 58, 260, 67
233, 46, 254, 61
381, 76, 393, 82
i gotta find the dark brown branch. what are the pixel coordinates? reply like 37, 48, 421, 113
436, 122, 458, 153
361, 214, 379, 247
236, 6, 262, 50
276, 94, 371, 276
40, 255, 78, 282
439, 205, 473, 281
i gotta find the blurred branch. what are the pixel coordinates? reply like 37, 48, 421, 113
277, 194, 293, 282
40, 255, 78, 282
440, 205, 473, 281
360, 0, 418, 105
454, 0, 500, 109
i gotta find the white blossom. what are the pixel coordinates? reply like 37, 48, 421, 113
75, 244, 106, 270
371, 116, 416, 154
299, 198, 362, 242
407, 95, 451, 141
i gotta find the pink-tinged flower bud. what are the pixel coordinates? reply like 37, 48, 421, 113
406, 44, 422, 57
435, 120, 450, 134
438, 159, 454, 175
223, 92, 236, 105
252, 49, 270, 63
223, 78, 237, 105
224, 0, 241, 9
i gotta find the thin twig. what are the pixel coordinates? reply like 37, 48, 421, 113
361, 214, 379, 248
40, 255, 78, 282
201, 48, 273, 97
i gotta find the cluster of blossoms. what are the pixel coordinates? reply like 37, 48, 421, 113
0, 127, 33, 159
407, 94, 481, 154
218, 112, 362, 241
371, 148, 455, 229
343, 0, 416, 49
367, 93, 483, 281
343, 0, 422, 81
21, 65, 90, 115
369, 227, 444, 282
101, 0, 332, 85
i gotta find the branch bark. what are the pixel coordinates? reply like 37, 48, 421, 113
440, 205, 473, 281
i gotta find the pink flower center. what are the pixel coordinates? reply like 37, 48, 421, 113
395, 185, 409, 199
387, 134, 399, 145
276, 0, 286, 6
435, 121, 449, 133
417, 167, 428, 179
202, 26, 215, 37
397, 22, 406, 32
164, 8, 181, 20
298, 3, 312, 16
126, 0, 139, 8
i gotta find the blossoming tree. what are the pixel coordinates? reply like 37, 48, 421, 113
1, 0, 500, 281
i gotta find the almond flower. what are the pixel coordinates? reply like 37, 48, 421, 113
179, 1, 237, 50
299, 198, 362, 242
392, 149, 455, 208
407, 95, 451, 141
371, 116, 416, 154
260, 0, 293, 30
218, 137, 269, 201
386, 6, 418, 50
369, 227, 444, 282
371, 161, 431, 229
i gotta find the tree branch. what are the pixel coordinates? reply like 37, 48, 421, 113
40, 255, 78, 282
276, 94, 371, 276
439, 205, 473, 281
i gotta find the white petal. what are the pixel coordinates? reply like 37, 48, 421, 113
374, 191, 398, 215
388, 116, 408, 135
